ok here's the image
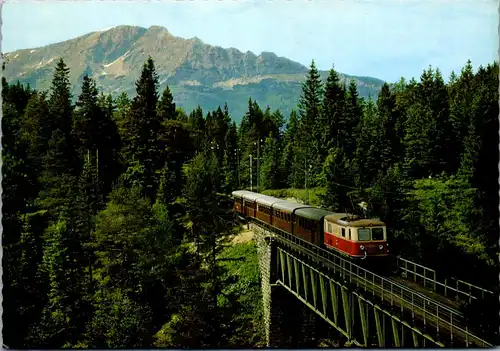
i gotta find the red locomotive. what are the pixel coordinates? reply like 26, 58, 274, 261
232, 190, 389, 260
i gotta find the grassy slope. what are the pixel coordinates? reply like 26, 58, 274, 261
219, 234, 265, 347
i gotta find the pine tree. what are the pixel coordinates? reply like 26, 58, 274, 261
48, 58, 76, 173
297, 60, 323, 184
188, 105, 206, 152
222, 122, 239, 192
121, 56, 160, 200
21, 92, 53, 161
72, 75, 101, 160
322, 67, 346, 153
173, 151, 242, 347
319, 147, 351, 211
376, 82, 399, 171
343, 79, 363, 159
157, 86, 177, 122
96, 92, 121, 197
113, 91, 131, 136
281, 109, 301, 188
260, 135, 283, 190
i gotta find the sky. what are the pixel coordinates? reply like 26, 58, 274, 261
2, 0, 498, 82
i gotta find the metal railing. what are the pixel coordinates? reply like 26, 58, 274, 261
397, 257, 495, 303
247, 217, 493, 347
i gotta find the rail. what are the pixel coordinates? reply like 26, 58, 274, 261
246, 217, 492, 347
397, 257, 495, 303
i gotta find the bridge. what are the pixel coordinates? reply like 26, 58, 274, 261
246, 217, 495, 348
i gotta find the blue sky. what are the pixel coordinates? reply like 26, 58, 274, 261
2, 0, 498, 82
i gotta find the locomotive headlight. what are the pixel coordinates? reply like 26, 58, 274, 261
360, 245, 365, 251
379, 245, 384, 250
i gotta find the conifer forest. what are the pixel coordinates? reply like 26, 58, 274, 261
2, 56, 498, 348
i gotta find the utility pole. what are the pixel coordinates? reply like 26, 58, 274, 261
235, 148, 240, 187
304, 161, 312, 205
256, 141, 260, 193
96, 148, 99, 178
304, 158, 308, 205
254, 139, 263, 193
250, 153, 253, 191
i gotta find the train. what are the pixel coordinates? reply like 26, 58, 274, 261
232, 190, 389, 260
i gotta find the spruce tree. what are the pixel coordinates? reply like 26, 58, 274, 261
48, 58, 76, 173
322, 67, 346, 153
297, 60, 323, 184
157, 86, 177, 121
343, 79, 363, 159
72, 75, 101, 160
121, 56, 160, 200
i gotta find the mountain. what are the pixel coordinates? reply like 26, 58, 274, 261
3, 25, 386, 122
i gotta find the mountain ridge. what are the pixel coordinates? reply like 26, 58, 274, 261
3, 25, 385, 121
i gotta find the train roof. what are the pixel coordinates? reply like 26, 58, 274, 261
295, 207, 334, 221
272, 200, 311, 212
324, 213, 351, 222
349, 218, 386, 227
256, 195, 282, 207
325, 213, 385, 227
232, 190, 256, 198
242, 192, 268, 201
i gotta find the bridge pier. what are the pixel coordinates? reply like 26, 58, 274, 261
253, 222, 326, 347
267, 285, 319, 347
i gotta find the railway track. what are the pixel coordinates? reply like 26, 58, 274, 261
238, 215, 492, 347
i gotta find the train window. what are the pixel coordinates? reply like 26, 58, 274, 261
372, 228, 384, 241
341, 228, 345, 237
358, 228, 371, 241
328, 223, 332, 233
348, 229, 351, 240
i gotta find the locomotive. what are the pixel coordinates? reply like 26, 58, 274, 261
232, 190, 389, 260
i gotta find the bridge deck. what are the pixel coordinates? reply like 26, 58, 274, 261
390, 276, 462, 311
244, 217, 493, 347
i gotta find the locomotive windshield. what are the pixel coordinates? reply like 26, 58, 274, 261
357, 227, 385, 241
358, 228, 371, 241
372, 227, 384, 241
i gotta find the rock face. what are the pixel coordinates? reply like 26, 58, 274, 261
3, 25, 385, 122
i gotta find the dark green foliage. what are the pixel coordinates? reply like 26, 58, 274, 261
260, 135, 284, 190
222, 122, 240, 192
342, 79, 363, 159
3, 52, 498, 349
173, 152, 243, 347
318, 147, 352, 211
297, 60, 323, 184
321, 67, 346, 154
157, 86, 177, 121
48, 59, 73, 140
121, 56, 161, 200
